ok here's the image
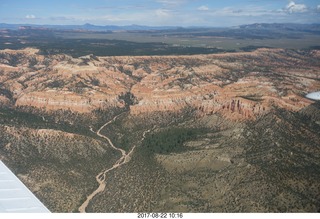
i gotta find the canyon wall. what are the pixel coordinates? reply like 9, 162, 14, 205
1, 48, 319, 120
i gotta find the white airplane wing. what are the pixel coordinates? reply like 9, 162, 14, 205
0, 160, 50, 213
306, 91, 320, 100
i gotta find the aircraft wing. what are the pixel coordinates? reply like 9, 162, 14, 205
0, 160, 50, 213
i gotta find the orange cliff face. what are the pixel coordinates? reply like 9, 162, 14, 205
0, 48, 319, 120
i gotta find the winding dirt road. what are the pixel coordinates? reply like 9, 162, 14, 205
78, 113, 151, 213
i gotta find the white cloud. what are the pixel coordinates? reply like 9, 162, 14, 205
155, 9, 171, 18
317, 5, 320, 11
198, 6, 209, 11
209, 6, 276, 17
285, 1, 307, 13
49, 16, 74, 21
102, 15, 128, 22
25, 14, 36, 19
156, 0, 186, 8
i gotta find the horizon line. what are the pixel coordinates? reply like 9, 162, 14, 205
1, 22, 320, 29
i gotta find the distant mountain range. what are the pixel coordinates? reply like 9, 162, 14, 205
0, 22, 319, 32
0, 23, 181, 31
239, 23, 320, 34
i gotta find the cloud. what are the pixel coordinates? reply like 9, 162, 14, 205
155, 9, 171, 18
49, 16, 75, 21
284, 1, 307, 13
94, 5, 147, 10
209, 6, 276, 17
25, 14, 36, 19
198, 6, 209, 11
156, 0, 186, 7
102, 15, 129, 22
317, 5, 320, 11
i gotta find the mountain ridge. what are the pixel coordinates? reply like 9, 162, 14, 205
1, 22, 320, 32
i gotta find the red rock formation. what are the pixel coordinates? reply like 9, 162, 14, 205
0, 48, 318, 120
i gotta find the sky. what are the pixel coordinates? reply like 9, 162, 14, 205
0, 0, 319, 27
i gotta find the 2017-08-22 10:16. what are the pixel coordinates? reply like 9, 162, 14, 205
137, 213, 183, 218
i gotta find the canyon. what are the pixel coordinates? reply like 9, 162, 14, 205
0, 48, 318, 119
0, 48, 319, 212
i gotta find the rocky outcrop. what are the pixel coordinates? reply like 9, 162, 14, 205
0, 48, 319, 120
15, 91, 123, 113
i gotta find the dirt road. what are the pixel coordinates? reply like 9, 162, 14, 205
78, 113, 151, 213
